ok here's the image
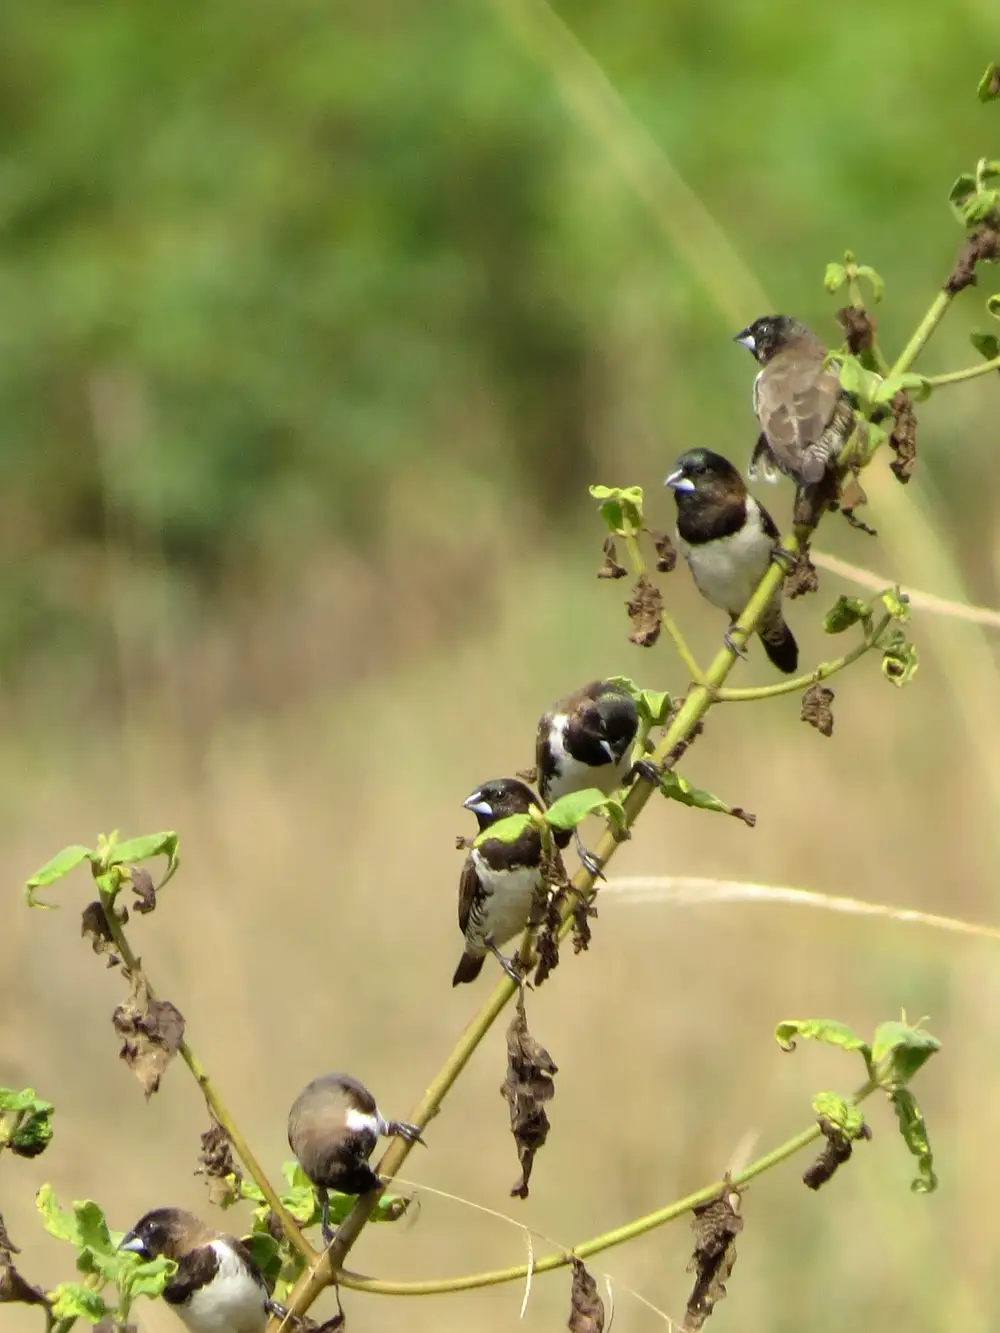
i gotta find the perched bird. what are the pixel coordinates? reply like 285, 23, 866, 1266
734, 314, 856, 486
536, 680, 639, 873
453, 778, 546, 986
119, 1207, 279, 1333
665, 447, 798, 673
287, 1073, 423, 1244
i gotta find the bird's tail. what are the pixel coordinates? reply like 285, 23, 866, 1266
452, 950, 485, 986
758, 617, 798, 674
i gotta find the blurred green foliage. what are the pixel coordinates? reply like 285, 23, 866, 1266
0, 0, 995, 677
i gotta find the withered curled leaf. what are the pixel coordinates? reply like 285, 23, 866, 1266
626, 575, 663, 647
836, 305, 876, 355
803, 1115, 872, 1190
112, 970, 185, 1098
501, 993, 557, 1198
0, 1213, 49, 1309
568, 1258, 605, 1333
945, 226, 1000, 295
888, 390, 918, 484
647, 529, 677, 574
683, 1184, 743, 1331
785, 546, 819, 600
196, 1124, 242, 1207
128, 867, 157, 915
801, 683, 835, 738
839, 474, 877, 536
81, 900, 124, 967
597, 537, 627, 580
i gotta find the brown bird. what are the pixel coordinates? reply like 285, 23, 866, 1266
287, 1073, 423, 1244
453, 778, 546, 986
735, 314, 856, 486
120, 1207, 281, 1333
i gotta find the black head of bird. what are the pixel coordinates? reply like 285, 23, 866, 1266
461, 777, 540, 832
287, 1073, 423, 1244
733, 314, 819, 365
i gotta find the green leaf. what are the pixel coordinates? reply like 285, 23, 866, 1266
74, 1201, 114, 1257
656, 771, 755, 827
823, 262, 846, 294
589, 484, 644, 533
978, 62, 1000, 102
870, 1020, 940, 1090
988, 294, 1000, 319
48, 1283, 108, 1322
604, 676, 671, 726
106, 832, 180, 889
775, 1019, 871, 1063
543, 789, 617, 831
873, 371, 932, 404
473, 813, 532, 847
880, 588, 910, 622
970, 331, 1000, 360
37, 1184, 79, 1243
963, 190, 1000, 225
881, 634, 918, 687
979, 160, 1000, 188
811, 1092, 868, 1140
0, 1088, 55, 1157
24, 845, 95, 907
244, 1234, 283, 1291
889, 1089, 937, 1193
822, 595, 871, 634
949, 172, 977, 206
837, 356, 881, 404
119, 1253, 176, 1301
855, 265, 885, 304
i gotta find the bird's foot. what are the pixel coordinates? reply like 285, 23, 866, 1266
572, 827, 606, 880
387, 1119, 426, 1146
625, 758, 663, 788
770, 545, 797, 574
724, 628, 749, 659
486, 937, 525, 986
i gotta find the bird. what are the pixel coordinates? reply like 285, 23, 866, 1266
734, 314, 856, 486
287, 1073, 423, 1245
453, 778, 547, 986
665, 447, 798, 673
535, 680, 639, 873
119, 1207, 280, 1333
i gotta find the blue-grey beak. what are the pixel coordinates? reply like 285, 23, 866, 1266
734, 329, 756, 353
462, 792, 493, 817
664, 469, 695, 493
119, 1234, 147, 1255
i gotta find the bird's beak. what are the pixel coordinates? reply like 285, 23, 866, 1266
119, 1234, 147, 1255
598, 740, 616, 763
664, 469, 695, 493
734, 328, 756, 353
462, 792, 493, 816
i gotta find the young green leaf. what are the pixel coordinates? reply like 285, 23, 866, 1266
24, 846, 95, 908
104, 833, 180, 890
870, 1020, 940, 1090
811, 1092, 868, 1140
0, 1088, 54, 1158
873, 372, 932, 405
36, 1185, 78, 1243
48, 1283, 108, 1322
775, 1019, 871, 1062
822, 596, 871, 634
970, 331, 1000, 360
837, 356, 881, 404
473, 813, 532, 847
244, 1234, 283, 1291
824, 262, 847, 294
949, 172, 977, 216
73, 1202, 115, 1259
881, 635, 918, 687
656, 771, 755, 827
978, 62, 1000, 102
118, 1253, 176, 1301
589, 484, 644, 533
855, 265, 885, 304
889, 1089, 937, 1193
543, 789, 616, 831
880, 588, 910, 622
604, 677, 671, 726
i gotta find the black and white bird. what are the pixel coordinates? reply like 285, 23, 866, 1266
535, 680, 639, 872
453, 778, 546, 986
665, 447, 798, 673
119, 1208, 278, 1333
287, 1073, 423, 1245
734, 314, 856, 486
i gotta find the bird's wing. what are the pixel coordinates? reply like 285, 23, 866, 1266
230, 1237, 272, 1294
163, 1247, 221, 1306
758, 360, 842, 461
458, 855, 479, 935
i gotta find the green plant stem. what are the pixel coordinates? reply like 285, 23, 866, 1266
98, 898, 315, 1266
270, 282, 962, 1328
926, 354, 1000, 387
715, 613, 892, 702
659, 609, 707, 685
337, 1081, 876, 1296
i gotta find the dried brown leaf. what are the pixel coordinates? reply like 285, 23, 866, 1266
626, 575, 663, 647
945, 225, 1000, 295
597, 537, 627, 580
500, 992, 557, 1198
836, 305, 876, 355
571, 896, 597, 954
888, 389, 918, 484
839, 475, 877, 536
516, 766, 539, 785
454, 835, 473, 851
647, 529, 677, 574
803, 1116, 872, 1190
801, 683, 835, 738
129, 867, 157, 915
0, 1213, 49, 1309
786, 547, 819, 600
532, 846, 571, 987
112, 970, 185, 1097
81, 900, 124, 967
196, 1124, 242, 1207
568, 1259, 605, 1333
683, 1184, 743, 1332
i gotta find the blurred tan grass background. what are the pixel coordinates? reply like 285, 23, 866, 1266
2, 1, 1000, 1329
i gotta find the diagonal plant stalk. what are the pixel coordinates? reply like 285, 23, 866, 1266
268, 280, 962, 1327
336, 1080, 876, 1296
715, 611, 893, 702
98, 901, 316, 1265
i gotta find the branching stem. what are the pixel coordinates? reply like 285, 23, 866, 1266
926, 354, 1000, 387
715, 612, 893, 702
